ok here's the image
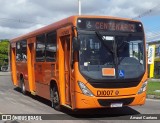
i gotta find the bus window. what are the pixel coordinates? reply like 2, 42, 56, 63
36, 34, 45, 62
129, 40, 144, 64
46, 32, 57, 62
16, 42, 22, 61
21, 40, 27, 61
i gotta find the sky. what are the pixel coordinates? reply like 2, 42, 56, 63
0, 0, 160, 42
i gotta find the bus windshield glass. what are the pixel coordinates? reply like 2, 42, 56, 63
78, 33, 145, 80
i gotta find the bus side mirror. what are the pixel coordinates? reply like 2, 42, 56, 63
73, 37, 80, 51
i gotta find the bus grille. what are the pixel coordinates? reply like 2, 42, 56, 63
98, 97, 134, 107
90, 82, 139, 88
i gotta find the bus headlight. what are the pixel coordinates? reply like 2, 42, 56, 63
138, 81, 148, 94
78, 82, 94, 97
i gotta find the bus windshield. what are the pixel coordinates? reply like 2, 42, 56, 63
79, 33, 145, 81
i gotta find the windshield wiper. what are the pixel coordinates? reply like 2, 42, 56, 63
95, 31, 114, 55
95, 31, 119, 78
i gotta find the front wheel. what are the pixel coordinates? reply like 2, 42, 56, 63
50, 86, 61, 111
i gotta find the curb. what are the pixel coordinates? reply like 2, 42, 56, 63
148, 79, 160, 82
147, 95, 160, 99
0, 72, 11, 76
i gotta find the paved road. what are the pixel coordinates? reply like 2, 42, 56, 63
0, 73, 160, 123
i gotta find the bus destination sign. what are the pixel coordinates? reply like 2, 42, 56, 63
77, 18, 142, 32
91, 21, 135, 32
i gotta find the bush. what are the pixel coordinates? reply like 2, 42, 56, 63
0, 40, 9, 68
154, 74, 160, 79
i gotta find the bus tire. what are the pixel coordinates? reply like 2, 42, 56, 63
50, 86, 61, 111
20, 77, 26, 95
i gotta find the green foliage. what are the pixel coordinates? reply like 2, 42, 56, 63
0, 39, 9, 67
154, 74, 160, 79
147, 82, 160, 96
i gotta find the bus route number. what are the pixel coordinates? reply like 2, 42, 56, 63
97, 90, 114, 96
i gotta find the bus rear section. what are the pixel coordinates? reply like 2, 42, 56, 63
72, 17, 148, 109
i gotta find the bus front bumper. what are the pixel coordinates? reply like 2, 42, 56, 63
74, 92, 146, 109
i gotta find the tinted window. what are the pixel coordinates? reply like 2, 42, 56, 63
36, 34, 45, 62
16, 40, 27, 61
16, 42, 21, 61
46, 32, 57, 62
21, 40, 27, 61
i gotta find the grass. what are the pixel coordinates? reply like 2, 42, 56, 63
147, 81, 160, 96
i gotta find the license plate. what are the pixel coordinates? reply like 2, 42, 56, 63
110, 103, 123, 108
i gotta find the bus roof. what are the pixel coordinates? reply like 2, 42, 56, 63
10, 15, 141, 42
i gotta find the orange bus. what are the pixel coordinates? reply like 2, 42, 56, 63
10, 15, 148, 110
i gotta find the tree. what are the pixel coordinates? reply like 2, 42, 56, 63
0, 39, 9, 69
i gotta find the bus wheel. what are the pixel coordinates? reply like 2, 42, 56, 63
50, 86, 61, 111
20, 78, 26, 95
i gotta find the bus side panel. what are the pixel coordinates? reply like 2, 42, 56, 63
16, 62, 29, 90
11, 47, 18, 86
34, 62, 50, 100
44, 63, 56, 85
23, 62, 29, 91
34, 62, 58, 100
35, 82, 50, 100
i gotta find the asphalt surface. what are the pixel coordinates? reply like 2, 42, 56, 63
0, 72, 160, 123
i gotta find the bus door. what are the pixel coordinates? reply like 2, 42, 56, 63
27, 38, 36, 93
64, 36, 71, 105
58, 27, 72, 106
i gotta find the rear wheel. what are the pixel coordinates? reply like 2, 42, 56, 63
50, 86, 61, 111
20, 78, 26, 95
